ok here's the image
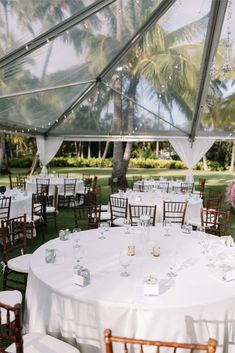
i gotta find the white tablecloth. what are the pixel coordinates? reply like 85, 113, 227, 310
113, 191, 202, 223
133, 179, 191, 192
26, 177, 84, 195
25, 226, 235, 353
4, 189, 32, 218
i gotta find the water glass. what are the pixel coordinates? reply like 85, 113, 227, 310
119, 251, 131, 277
123, 218, 131, 234
98, 223, 106, 239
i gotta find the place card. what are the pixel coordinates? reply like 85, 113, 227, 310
144, 275, 159, 296
73, 268, 90, 287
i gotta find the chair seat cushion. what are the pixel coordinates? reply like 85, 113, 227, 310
101, 204, 109, 211
26, 214, 41, 223
113, 218, 125, 226
100, 212, 111, 221
6, 332, 80, 353
0, 290, 22, 324
46, 206, 56, 213
7, 254, 31, 273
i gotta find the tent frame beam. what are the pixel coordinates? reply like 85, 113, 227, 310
0, 0, 116, 70
189, 0, 228, 142
0, 80, 95, 99
45, 0, 177, 136
103, 81, 189, 136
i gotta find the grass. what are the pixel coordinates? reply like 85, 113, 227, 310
1, 167, 234, 289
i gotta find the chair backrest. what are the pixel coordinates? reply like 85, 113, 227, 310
74, 205, 100, 229
0, 301, 23, 353
104, 329, 217, 353
36, 178, 50, 195
198, 178, 206, 198
17, 175, 26, 190
201, 208, 230, 236
53, 186, 59, 210
0, 196, 11, 221
64, 178, 77, 196
109, 196, 128, 222
181, 182, 194, 194
1, 214, 27, 262
129, 204, 157, 226
32, 193, 46, 221
204, 189, 223, 210
9, 175, 19, 189
163, 201, 188, 225
158, 182, 169, 193
92, 176, 98, 190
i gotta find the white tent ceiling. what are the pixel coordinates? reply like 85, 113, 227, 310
0, 0, 235, 141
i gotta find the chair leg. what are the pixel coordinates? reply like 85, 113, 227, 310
54, 213, 57, 231
2, 265, 8, 290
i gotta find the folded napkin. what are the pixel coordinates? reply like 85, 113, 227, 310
223, 269, 235, 281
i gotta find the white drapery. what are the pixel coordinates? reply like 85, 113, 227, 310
36, 136, 63, 175
169, 138, 215, 183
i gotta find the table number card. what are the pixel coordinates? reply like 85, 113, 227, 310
144, 275, 159, 296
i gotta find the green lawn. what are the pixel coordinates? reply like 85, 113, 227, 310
1, 167, 234, 289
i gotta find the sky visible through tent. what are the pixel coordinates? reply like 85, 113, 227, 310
0, 0, 235, 140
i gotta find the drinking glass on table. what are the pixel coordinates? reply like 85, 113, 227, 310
73, 243, 84, 269
123, 218, 131, 234
119, 251, 131, 277
164, 220, 172, 236
72, 228, 82, 246
167, 252, 178, 278
98, 223, 106, 239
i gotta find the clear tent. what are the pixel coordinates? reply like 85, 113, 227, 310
0, 0, 234, 142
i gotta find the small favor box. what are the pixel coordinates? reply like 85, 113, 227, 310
144, 275, 159, 296
73, 267, 90, 287
181, 225, 192, 234
45, 249, 56, 263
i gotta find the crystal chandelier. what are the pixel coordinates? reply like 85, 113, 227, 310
210, 0, 234, 81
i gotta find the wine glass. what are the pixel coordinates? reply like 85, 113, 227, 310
72, 228, 82, 246
123, 218, 131, 234
167, 253, 178, 278
73, 243, 82, 269
164, 220, 172, 236
98, 223, 106, 239
119, 251, 131, 277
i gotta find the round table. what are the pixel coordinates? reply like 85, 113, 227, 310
25, 226, 235, 353
4, 189, 32, 218
25, 177, 84, 195
133, 179, 193, 192
113, 190, 202, 223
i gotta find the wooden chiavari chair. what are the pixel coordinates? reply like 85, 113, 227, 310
109, 196, 128, 226
201, 208, 230, 236
1, 214, 30, 294
104, 329, 217, 353
0, 301, 80, 353
129, 204, 157, 226
163, 200, 188, 225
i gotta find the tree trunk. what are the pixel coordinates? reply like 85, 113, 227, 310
155, 141, 159, 158
99, 141, 110, 167
230, 141, 235, 172
0, 134, 6, 166
74, 142, 78, 155
112, 0, 124, 179
122, 75, 140, 174
98, 142, 101, 158
41, 42, 54, 83
203, 155, 208, 171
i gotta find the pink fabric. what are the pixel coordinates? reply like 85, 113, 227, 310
227, 182, 235, 207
